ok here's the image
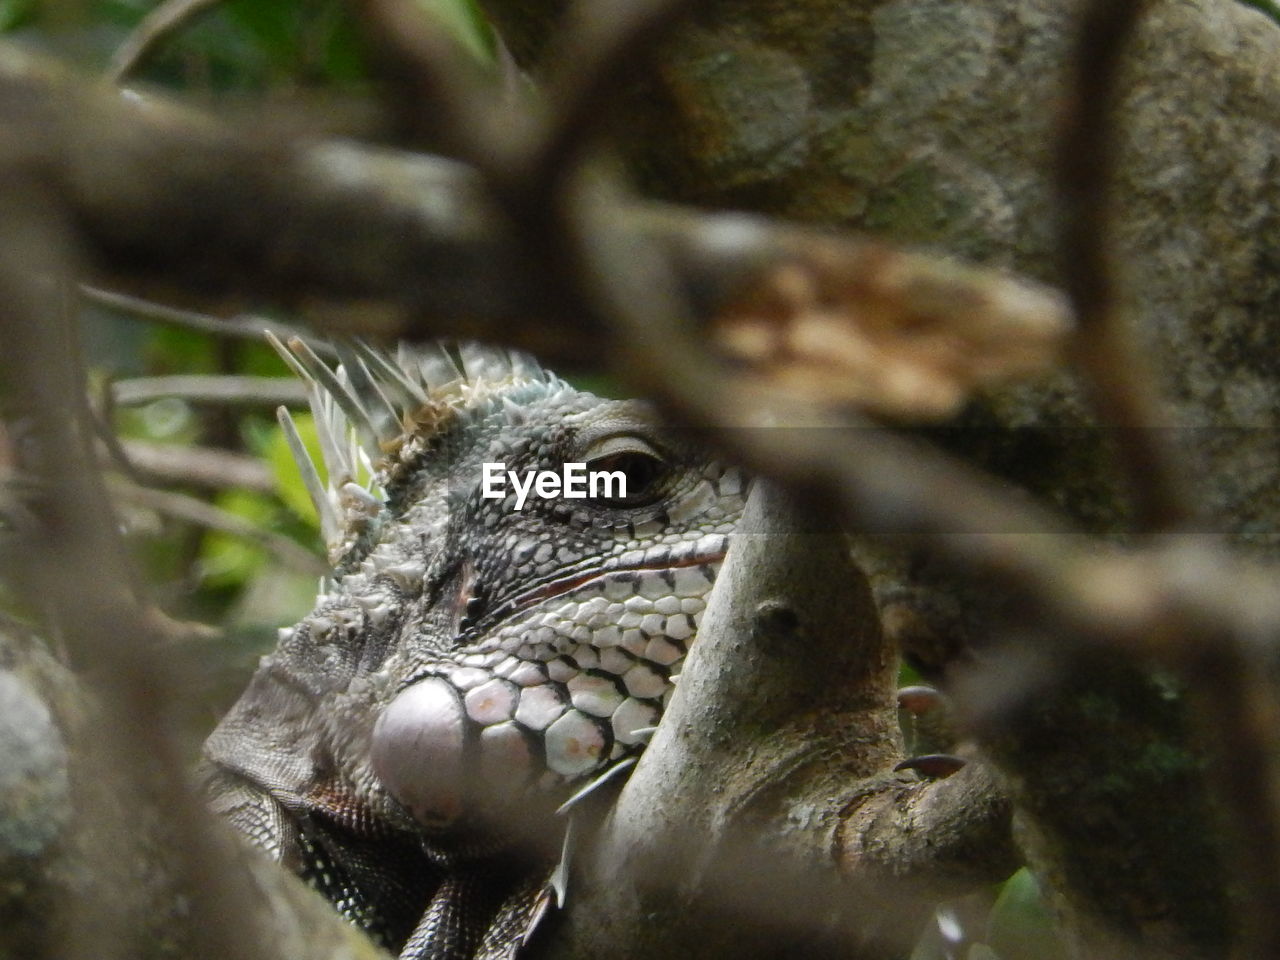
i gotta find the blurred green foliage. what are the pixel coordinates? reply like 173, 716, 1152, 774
1239, 0, 1280, 26
988, 869, 1067, 960
0, 0, 492, 637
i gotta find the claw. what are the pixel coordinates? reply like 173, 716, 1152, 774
628, 725, 659, 743
548, 815, 576, 907
897, 684, 944, 716
555, 757, 638, 816
894, 753, 967, 778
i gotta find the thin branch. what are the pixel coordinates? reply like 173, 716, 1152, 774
354, 0, 503, 160
110, 480, 325, 575
562, 174, 1280, 669
111, 375, 307, 407
115, 439, 276, 493
88, 385, 148, 486
108, 0, 226, 83
1060, 3, 1280, 951
1057, 0, 1189, 532
81, 286, 329, 355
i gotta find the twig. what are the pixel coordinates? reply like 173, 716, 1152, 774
115, 439, 275, 493
109, 480, 325, 575
111, 374, 307, 407
87, 385, 148, 486
80, 286, 330, 355
108, 0, 226, 83
1062, 2, 1280, 952
1057, 0, 1189, 532
355, 0, 500, 160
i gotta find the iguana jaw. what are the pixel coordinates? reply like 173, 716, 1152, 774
371, 545, 728, 838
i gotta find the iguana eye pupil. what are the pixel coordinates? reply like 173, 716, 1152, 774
587, 451, 665, 505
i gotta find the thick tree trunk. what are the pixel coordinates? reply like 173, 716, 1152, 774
477, 1, 1277, 955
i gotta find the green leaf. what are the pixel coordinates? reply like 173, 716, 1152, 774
257, 411, 324, 528
409, 0, 495, 65
199, 489, 276, 588
222, 0, 300, 66
988, 869, 1066, 960
0, 0, 36, 32
899, 659, 924, 686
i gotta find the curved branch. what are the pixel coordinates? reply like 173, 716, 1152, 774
81, 286, 328, 355
111, 375, 307, 408
108, 0, 226, 83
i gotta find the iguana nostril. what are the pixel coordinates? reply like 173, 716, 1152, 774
459, 588, 488, 632
371, 678, 466, 828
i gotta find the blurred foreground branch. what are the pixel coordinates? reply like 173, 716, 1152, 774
0, 41, 1067, 419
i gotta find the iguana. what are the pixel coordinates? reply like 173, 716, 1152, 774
203, 339, 748, 959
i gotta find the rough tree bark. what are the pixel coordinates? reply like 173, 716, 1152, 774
476, 0, 1280, 956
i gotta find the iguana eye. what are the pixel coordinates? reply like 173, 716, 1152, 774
582, 435, 668, 506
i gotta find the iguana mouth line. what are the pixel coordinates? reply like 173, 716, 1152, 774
518, 551, 723, 608
489, 550, 726, 627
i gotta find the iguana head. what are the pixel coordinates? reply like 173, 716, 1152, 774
206, 340, 746, 857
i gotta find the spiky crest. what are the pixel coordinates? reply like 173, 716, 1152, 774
266, 335, 552, 563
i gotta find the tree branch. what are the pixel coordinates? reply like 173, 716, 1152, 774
110, 480, 325, 575
81, 285, 328, 354
545, 483, 1016, 960
107, 0, 227, 83
0, 41, 1067, 400
0, 159, 372, 960
116, 439, 276, 493
1056, 0, 1189, 532
111, 375, 307, 408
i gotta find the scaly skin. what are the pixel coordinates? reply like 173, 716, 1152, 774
203, 342, 748, 959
